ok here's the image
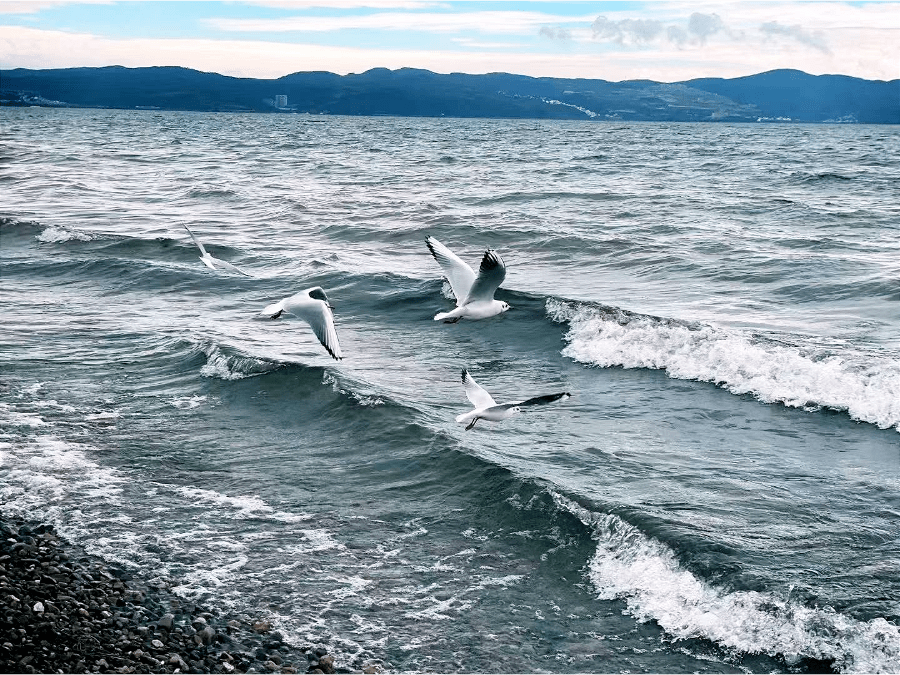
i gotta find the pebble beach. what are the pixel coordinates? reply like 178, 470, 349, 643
0, 518, 347, 674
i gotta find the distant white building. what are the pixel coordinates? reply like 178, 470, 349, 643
275, 95, 288, 108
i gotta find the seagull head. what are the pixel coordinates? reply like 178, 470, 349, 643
499, 301, 511, 313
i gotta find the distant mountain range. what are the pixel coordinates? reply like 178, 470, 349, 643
2, 66, 897, 123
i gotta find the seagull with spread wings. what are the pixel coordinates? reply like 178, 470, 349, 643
183, 224, 251, 277
425, 236, 510, 323
455, 369, 570, 431
259, 287, 343, 360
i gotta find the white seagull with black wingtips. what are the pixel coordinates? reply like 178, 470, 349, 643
425, 236, 510, 322
259, 287, 343, 360
183, 224, 251, 277
455, 369, 570, 430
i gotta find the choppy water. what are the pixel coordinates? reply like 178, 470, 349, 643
1, 108, 899, 673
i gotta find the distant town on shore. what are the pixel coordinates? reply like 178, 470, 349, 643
2, 65, 897, 123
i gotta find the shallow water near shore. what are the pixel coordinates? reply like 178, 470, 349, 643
1, 108, 899, 673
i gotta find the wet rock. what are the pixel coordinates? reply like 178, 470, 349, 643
318, 655, 335, 674
157, 612, 175, 630
199, 625, 217, 645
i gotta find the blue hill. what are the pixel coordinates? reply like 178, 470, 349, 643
2, 66, 897, 123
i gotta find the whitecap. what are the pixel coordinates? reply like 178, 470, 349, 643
170, 395, 208, 410
197, 342, 276, 381
553, 492, 900, 673
547, 299, 900, 432
36, 226, 94, 243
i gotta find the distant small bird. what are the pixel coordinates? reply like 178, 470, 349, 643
259, 287, 343, 360
455, 369, 570, 431
183, 224, 251, 276
425, 236, 510, 322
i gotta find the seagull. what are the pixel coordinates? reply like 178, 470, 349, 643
425, 236, 510, 323
259, 287, 343, 360
455, 369, 570, 431
183, 224, 251, 277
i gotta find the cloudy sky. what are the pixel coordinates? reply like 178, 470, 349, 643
1, 1, 897, 82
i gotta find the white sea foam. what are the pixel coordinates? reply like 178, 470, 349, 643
86, 411, 121, 422
37, 226, 94, 243
0, 435, 127, 525
170, 394, 208, 409
547, 299, 900, 432
199, 344, 252, 380
322, 372, 386, 407
173, 485, 311, 523
172, 549, 250, 596
0, 404, 49, 428
286, 529, 347, 554
553, 493, 900, 673
30, 399, 77, 413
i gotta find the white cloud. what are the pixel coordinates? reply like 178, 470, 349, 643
451, 36, 525, 49
591, 16, 665, 44
0, 0, 111, 13
241, 0, 444, 7
1, 23, 896, 82
760, 20, 830, 54
1, 3, 898, 82
206, 10, 594, 34
539, 26, 572, 41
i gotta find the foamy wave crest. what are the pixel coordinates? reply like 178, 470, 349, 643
37, 226, 95, 243
198, 343, 277, 380
173, 486, 311, 524
546, 299, 900, 432
170, 395, 208, 410
322, 372, 386, 407
553, 493, 900, 673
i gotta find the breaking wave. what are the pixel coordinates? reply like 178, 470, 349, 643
547, 299, 900, 432
554, 493, 900, 673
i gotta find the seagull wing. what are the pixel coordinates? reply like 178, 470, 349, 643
461, 369, 496, 409
463, 249, 506, 304
293, 294, 343, 360
487, 392, 570, 414
211, 257, 251, 277
259, 298, 287, 318
183, 224, 208, 257
516, 392, 571, 408
426, 236, 476, 306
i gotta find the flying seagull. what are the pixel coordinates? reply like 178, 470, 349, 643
455, 369, 570, 430
259, 287, 343, 360
183, 224, 251, 277
425, 236, 510, 322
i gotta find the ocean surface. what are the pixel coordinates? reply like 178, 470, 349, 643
1, 108, 899, 674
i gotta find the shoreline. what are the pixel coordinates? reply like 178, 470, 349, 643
0, 516, 345, 674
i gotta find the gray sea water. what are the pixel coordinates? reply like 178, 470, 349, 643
1, 108, 899, 673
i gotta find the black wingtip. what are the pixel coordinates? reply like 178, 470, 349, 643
479, 249, 503, 271
521, 392, 571, 406
461, 368, 468, 382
